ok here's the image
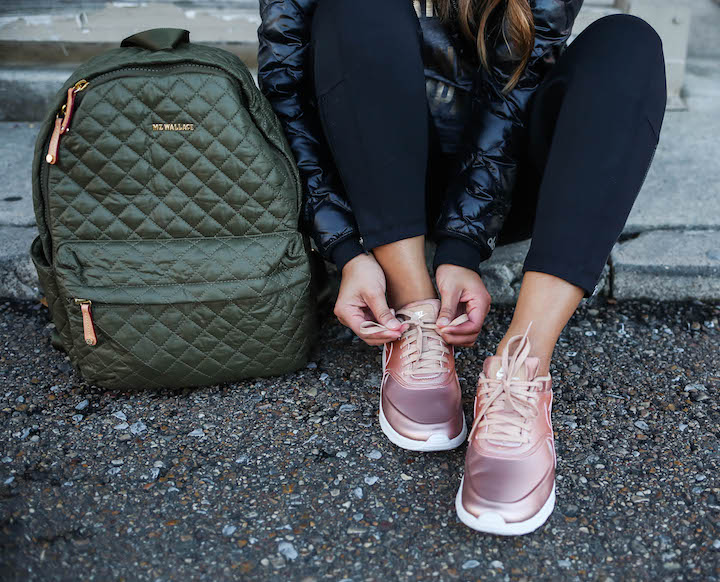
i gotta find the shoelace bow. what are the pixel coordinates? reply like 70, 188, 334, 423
473, 324, 545, 444
359, 309, 468, 378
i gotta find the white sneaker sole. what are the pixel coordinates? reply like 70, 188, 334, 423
378, 399, 467, 452
455, 476, 556, 535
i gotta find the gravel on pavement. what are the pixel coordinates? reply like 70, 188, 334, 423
0, 297, 718, 581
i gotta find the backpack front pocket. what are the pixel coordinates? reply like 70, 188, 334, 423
55, 233, 314, 389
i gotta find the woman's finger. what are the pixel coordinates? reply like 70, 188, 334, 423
437, 286, 462, 327
437, 318, 481, 335
465, 300, 490, 330
343, 311, 401, 344
364, 292, 403, 331
440, 331, 479, 347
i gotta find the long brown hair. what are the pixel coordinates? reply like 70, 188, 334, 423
434, 0, 534, 93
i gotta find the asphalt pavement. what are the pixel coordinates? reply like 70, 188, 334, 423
0, 297, 718, 581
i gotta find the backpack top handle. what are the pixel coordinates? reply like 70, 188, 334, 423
120, 28, 190, 51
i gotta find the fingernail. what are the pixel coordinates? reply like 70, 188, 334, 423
437, 317, 449, 327
388, 318, 401, 329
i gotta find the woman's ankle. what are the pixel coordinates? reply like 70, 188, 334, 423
388, 290, 438, 311
495, 327, 553, 376
373, 235, 436, 310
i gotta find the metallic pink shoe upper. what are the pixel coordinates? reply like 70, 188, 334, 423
461, 327, 556, 523
362, 299, 465, 442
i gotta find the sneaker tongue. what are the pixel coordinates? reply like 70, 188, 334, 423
484, 355, 540, 382
480, 355, 542, 447
398, 299, 444, 380
400, 299, 440, 322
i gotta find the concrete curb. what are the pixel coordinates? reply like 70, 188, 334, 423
0, 226, 40, 300
3, 223, 716, 305
478, 241, 611, 304
612, 230, 720, 300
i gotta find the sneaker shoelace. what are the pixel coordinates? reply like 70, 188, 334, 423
473, 324, 545, 445
360, 308, 468, 380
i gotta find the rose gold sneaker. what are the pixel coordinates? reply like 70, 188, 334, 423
360, 299, 467, 452
456, 325, 556, 535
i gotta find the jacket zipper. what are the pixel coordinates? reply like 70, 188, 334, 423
74, 299, 98, 346
39, 62, 301, 259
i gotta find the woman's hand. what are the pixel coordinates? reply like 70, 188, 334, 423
435, 264, 491, 347
334, 253, 409, 346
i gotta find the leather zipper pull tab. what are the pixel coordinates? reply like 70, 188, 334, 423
75, 299, 97, 346
60, 85, 77, 133
45, 117, 63, 164
45, 79, 89, 165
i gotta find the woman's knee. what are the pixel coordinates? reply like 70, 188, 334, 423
318, 0, 420, 45
581, 14, 664, 72
589, 14, 663, 49
331, 0, 417, 20
568, 13, 666, 105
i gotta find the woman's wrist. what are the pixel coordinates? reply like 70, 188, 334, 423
341, 251, 377, 276
432, 237, 487, 276
331, 237, 367, 274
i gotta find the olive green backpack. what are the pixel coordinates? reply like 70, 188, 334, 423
30, 28, 317, 389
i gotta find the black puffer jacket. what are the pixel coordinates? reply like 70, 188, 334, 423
257, 0, 584, 273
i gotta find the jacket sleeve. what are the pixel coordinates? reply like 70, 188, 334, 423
433, 0, 584, 274
257, 0, 365, 267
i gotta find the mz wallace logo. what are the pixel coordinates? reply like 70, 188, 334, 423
152, 123, 195, 131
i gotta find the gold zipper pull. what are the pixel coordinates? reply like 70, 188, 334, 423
45, 79, 89, 165
74, 299, 97, 346
60, 79, 89, 133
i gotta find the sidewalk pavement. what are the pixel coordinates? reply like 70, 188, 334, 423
1, 2, 719, 303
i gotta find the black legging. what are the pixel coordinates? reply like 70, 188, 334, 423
310, 0, 667, 296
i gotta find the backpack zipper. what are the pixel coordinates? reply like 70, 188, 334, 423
39, 62, 300, 260
39, 78, 89, 254
74, 298, 98, 346
45, 79, 90, 164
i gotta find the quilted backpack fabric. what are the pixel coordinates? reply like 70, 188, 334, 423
30, 28, 317, 389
